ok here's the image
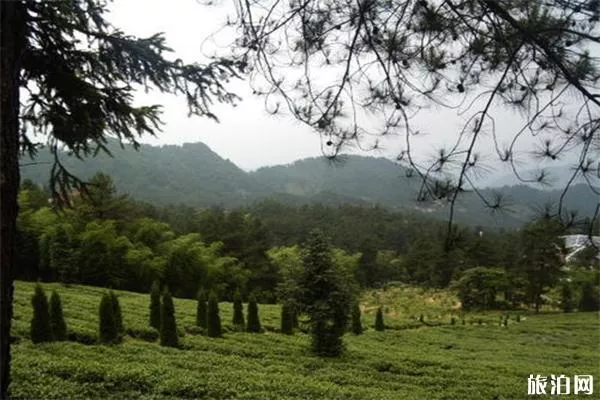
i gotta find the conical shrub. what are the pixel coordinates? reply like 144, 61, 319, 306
99, 293, 118, 344
207, 291, 222, 338
579, 282, 600, 311
31, 284, 52, 343
246, 294, 261, 333
280, 302, 295, 335
49, 290, 67, 341
375, 307, 385, 331
196, 289, 208, 330
232, 290, 245, 330
110, 291, 124, 338
351, 302, 362, 335
149, 281, 161, 330
160, 289, 179, 347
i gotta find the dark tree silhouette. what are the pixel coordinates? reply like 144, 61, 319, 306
30, 284, 52, 343
207, 291, 223, 338
196, 289, 208, 330
246, 294, 262, 333
233, 290, 245, 330
149, 281, 161, 330
375, 307, 385, 331
49, 290, 67, 341
160, 289, 179, 348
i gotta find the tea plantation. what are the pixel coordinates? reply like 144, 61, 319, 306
10, 281, 600, 399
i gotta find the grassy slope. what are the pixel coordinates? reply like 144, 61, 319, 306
10, 281, 600, 400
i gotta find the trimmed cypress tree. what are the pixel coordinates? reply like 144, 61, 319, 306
109, 291, 124, 338
375, 307, 385, 331
196, 289, 208, 330
280, 302, 294, 335
49, 291, 67, 341
99, 293, 118, 344
351, 302, 363, 335
149, 281, 161, 330
160, 289, 179, 347
579, 282, 600, 311
246, 294, 261, 333
207, 291, 222, 338
232, 290, 245, 330
31, 284, 52, 343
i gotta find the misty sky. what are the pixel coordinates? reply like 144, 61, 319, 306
105, 0, 574, 181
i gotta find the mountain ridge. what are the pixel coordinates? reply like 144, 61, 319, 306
20, 140, 598, 228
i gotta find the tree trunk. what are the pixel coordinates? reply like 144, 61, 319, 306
1, 2, 25, 398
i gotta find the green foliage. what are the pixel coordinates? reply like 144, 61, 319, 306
280, 302, 295, 335
110, 291, 124, 338
246, 294, 261, 333
560, 283, 574, 313
30, 284, 52, 343
149, 281, 161, 330
299, 230, 353, 356
578, 282, 600, 312
207, 292, 222, 338
351, 302, 363, 335
196, 289, 208, 329
232, 290, 245, 330
518, 219, 564, 312
454, 268, 508, 310
375, 307, 385, 332
98, 293, 118, 344
160, 289, 179, 348
49, 291, 67, 341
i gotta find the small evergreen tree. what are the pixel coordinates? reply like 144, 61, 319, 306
31, 284, 52, 343
160, 289, 179, 347
196, 289, 208, 330
207, 291, 222, 338
375, 307, 385, 331
578, 282, 600, 311
149, 281, 161, 330
246, 294, 261, 333
49, 291, 67, 341
232, 290, 245, 330
280, 302, 295, 335
560, 283, 574, 313
351, 302, 363, 335
99, 293, 118, 344
109, 291, 124, 338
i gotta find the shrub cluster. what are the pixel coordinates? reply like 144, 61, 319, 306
30, 285, 68, 343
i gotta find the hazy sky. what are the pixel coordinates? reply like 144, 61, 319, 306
105, 0, 573, 180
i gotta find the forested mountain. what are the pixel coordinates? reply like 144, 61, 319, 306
21, 140, 598, 228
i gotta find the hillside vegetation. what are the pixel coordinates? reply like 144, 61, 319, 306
20, 141, 598, 228
11, 281, 600, 400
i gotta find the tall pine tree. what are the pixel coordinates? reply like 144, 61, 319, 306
299, 230, 353, 356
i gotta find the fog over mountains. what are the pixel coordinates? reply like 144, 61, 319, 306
21, 141, 598, 228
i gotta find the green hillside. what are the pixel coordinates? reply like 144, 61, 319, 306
10, 281, 600, 400
20, 141, 598, 228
